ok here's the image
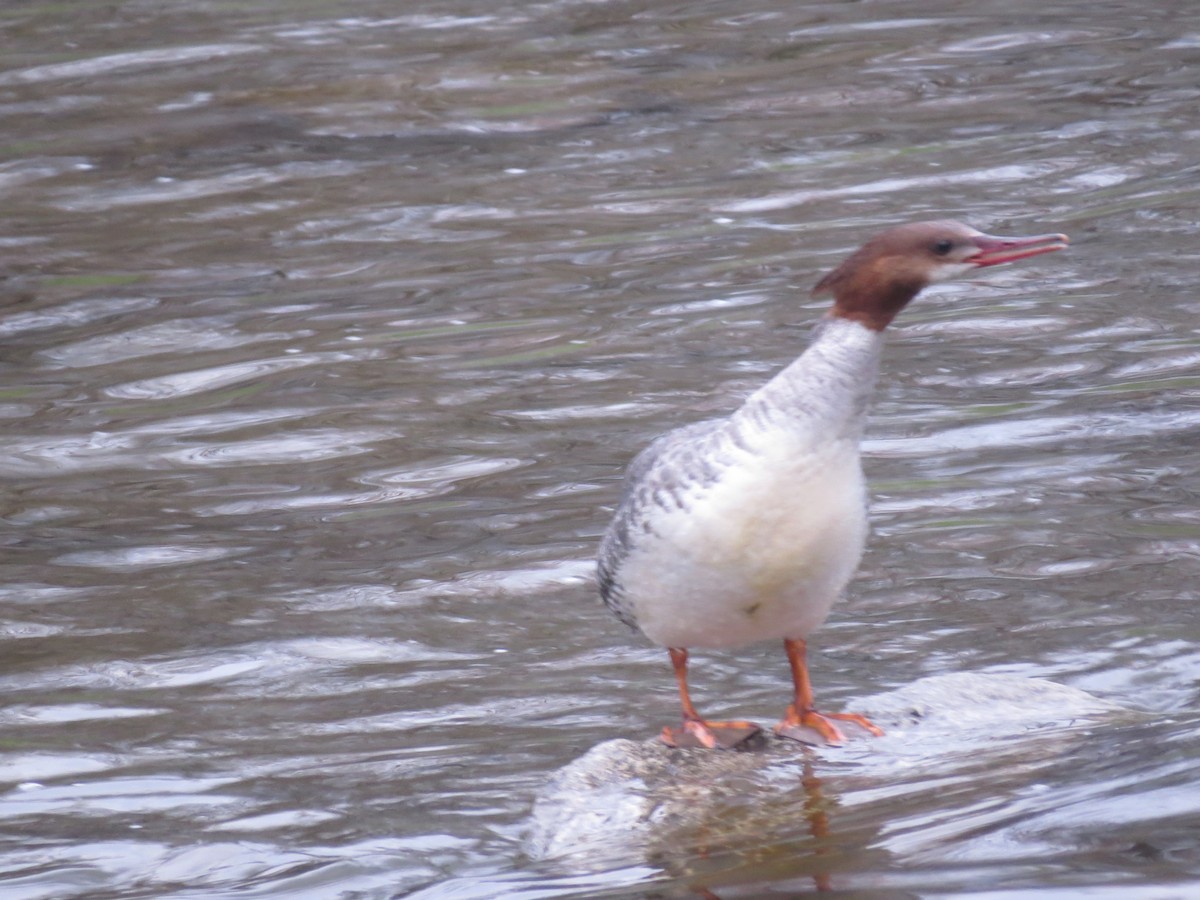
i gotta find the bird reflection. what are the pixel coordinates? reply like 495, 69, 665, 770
681, 756, 835, 897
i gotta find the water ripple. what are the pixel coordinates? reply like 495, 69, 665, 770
167, 428, 390, 467
867, 407, 1200, 457
105, 349, 382, 400
0, 297, 159, 339
54, 162, 364, 212
0, 44, 263, 86
53, 544, 248, 571
720, 163, 1071, 214
40, 317, 303, 368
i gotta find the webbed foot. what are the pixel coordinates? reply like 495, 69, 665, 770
774, 705, 883, 747
661, 718, 764, 750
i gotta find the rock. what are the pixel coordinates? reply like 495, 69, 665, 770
855, 672, 1127, 731
525, 673, 1133, 874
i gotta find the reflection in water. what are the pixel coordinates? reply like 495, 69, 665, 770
686, 760, 836, 898
804, 762, 834, 894
3, 0, 1200, 896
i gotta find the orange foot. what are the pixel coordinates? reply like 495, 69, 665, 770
774, 705, 884, 747
661, 718, 764, 750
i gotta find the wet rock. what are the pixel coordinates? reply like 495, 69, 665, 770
525, 673, 1133, 872
855, 671, 1128, 731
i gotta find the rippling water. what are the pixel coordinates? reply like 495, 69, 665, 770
3, 0, 1200, 896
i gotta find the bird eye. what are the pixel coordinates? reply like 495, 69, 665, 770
932, 239, 954, 256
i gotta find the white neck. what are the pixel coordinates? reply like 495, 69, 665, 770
729, 315, 884, 448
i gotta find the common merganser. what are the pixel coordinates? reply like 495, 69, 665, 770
598, 220, 1069, 750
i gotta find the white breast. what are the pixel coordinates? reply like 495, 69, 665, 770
619, 435, 868, 649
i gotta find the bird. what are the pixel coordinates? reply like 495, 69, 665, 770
597, 220, 1069, 750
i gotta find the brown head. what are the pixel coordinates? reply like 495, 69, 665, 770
813, 220, 1069, 331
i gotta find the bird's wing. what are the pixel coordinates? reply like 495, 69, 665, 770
617, 418, 725, 505
598, 418, 727, 625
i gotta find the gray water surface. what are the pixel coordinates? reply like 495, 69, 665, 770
3, 1, 1200, 897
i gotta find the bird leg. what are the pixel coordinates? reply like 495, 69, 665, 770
660, 647, 763, 750
774, 637, 884, 746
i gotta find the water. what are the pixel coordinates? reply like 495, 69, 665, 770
2, 0, 1200, 896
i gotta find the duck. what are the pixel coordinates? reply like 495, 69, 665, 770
598, 220, 1068, 749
